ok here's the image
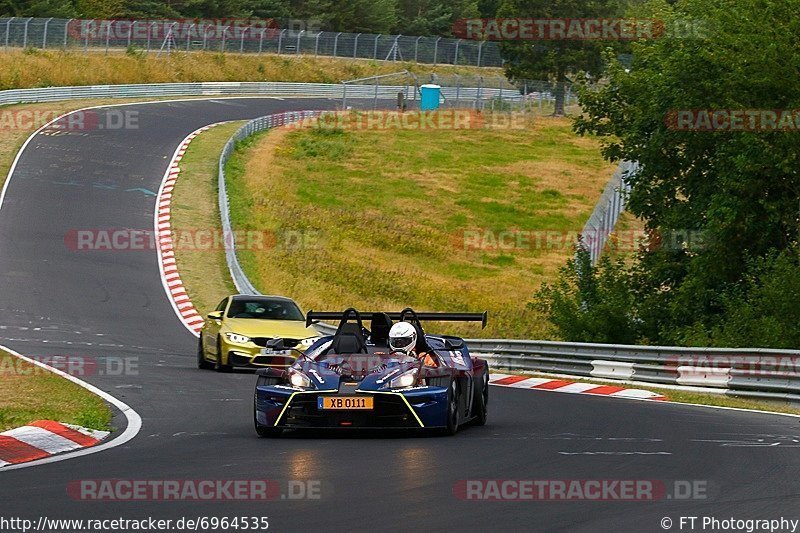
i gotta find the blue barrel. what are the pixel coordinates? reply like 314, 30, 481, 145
419, 84, 442, 111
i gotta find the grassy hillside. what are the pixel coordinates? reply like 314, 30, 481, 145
0, 49, 500, 90
220, 115, 616, 338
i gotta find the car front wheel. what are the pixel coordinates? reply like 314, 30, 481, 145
215, 336, 232, 373
254, 396, 282, 438
197, 336, 214, 370
440, 379, 460, 436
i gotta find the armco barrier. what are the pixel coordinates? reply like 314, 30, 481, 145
218, 111, 324, 299
0, 81, 524, 107
466, 339, 800, 403
579, 160, 636, 265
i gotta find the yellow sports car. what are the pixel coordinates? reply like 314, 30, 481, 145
198, 295, 321, 372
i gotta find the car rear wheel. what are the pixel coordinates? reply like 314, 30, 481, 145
215, 336, 232, 373
197, 337, 214, 370
472, 370, 489, 426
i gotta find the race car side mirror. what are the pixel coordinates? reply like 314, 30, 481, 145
207, 311, 223, 320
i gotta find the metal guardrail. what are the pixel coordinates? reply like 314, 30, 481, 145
0, 81, 428, 105
0, 81, 528, 108
217, 110, 341, 338
0, 17, 504, 67
218, 111, 321, 295
470, 339, 800, 403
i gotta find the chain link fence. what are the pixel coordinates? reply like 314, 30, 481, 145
339, 71, 578, 113
579, 161, 637, 264
0, 18, 504, 67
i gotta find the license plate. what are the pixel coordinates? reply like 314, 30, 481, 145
317, 396, 374, 410
261, 348, 290, 355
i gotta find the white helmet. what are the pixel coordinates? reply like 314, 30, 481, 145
389, 322, 417, 355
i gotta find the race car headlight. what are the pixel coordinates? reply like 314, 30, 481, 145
390, 369, 418, 389
288, 369, 312, 389
225, 333, 251, 345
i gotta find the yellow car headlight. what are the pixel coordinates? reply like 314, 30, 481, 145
225, 333, 251, 345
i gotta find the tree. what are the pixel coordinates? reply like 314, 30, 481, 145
23, 0, 78, 17
477, 0, 501, 17
295, 0, 398, 33
395, 0, 479, 36
555, 0, 800, 347
497, 0, 623, 115
395, 0, 452, 36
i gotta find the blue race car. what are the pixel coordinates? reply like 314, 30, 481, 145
253, 308, 489, 436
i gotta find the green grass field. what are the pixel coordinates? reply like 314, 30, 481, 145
168, 115, 799, 414
0, 350, 111, 432
222, 114, 616, 338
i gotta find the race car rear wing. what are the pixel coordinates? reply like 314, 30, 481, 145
306, 309, 488, 329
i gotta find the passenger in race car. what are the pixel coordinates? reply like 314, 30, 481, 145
388, 321, 439, 367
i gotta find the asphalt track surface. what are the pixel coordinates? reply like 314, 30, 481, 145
0, 98, 799, 532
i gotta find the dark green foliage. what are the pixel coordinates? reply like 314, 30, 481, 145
538, 0, 800, 348
534, 247, 640, 344
497, 0, 626, 114
0, 0, 494, 36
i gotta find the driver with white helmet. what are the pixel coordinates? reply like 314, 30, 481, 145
389, 321, 438, 367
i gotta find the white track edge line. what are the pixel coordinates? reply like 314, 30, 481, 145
0, 344, 142, 472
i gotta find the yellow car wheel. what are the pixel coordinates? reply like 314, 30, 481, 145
214, 336, 232, 373
197, 337, 214, 370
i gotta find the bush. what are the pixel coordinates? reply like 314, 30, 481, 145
532, 247, 640, 344
690, 249, 800, 348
